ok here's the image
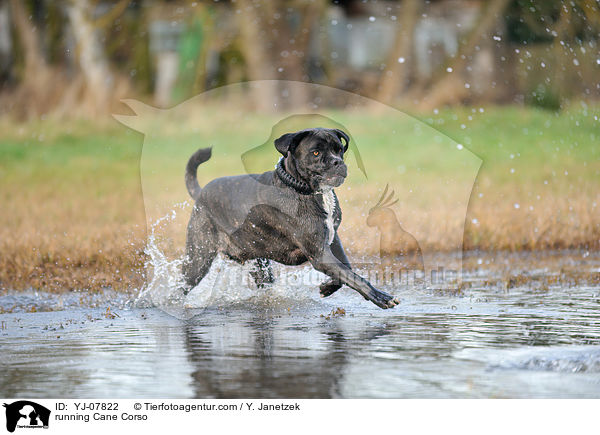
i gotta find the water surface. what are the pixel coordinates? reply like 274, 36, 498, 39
1, 255, 599, 398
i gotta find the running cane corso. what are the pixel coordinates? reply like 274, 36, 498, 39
183, 127, 400, 309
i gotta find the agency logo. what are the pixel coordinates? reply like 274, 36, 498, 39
3, 401, 50, 433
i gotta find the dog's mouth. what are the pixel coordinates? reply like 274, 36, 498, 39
322, 174, 346, 187
321, 165, 347, 187
307, 164, 347, 190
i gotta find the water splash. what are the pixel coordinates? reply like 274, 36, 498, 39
184, 257, 326, 311
134, 204, 193, 318
135, 205, 330, 319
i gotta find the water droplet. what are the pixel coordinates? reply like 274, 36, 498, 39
369, 16, 376, 22
446, 67, 453, 72
514, 203, 520, 209
398, 57, 405, 63
456, 144, 463, 150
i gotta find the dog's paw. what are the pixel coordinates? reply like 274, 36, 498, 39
319, 280, 342, 298
369, 290, 400, 309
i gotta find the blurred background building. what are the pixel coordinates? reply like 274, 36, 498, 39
0, 0, 598, 117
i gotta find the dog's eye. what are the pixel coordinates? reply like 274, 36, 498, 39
313, 151, 319, 156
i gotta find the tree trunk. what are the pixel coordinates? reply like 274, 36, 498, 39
551, 3, 572, 102
237, 0, 277, 111
280, 0, 325, 108
9, 0, 48, 83
236, 0, 325, 111
65, 0, 113, 115
7, 0, 64, 118
376, 0, 420, 106
418, 0, 511, 110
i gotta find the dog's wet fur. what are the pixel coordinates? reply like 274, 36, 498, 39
183, 127, 399, 309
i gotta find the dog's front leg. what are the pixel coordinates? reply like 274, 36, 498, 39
312, 247, 399, 309
319, 233, 350, 297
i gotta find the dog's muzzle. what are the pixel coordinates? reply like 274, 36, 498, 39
323, 161, 347, 187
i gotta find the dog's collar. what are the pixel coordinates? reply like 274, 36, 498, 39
275, 158, 314, 195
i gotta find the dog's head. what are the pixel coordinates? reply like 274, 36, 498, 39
274, 128, 349, 191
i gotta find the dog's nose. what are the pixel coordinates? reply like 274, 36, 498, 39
331, 159, 347, 178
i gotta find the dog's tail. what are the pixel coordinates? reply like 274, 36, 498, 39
185, 147, 212, 201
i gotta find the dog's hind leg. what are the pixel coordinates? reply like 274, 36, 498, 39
182, 204, 218, 291
250, 258, 274, 288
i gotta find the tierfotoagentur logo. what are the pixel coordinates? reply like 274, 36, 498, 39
3, 401, 50, 433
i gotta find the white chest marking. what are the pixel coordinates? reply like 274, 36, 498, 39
321, 189, 336, 245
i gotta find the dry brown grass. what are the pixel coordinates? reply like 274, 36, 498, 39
0, 183, 147, 293
1, 176, 598, 293
337, 183, 600, 255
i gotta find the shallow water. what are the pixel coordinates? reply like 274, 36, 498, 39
1, 255, 600, 398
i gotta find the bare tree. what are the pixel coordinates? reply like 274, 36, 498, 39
550, 0, 600, 101
236, 0, 326, 110
376, 0, 420, 106
65, 0, 114, 115
9, 0, 48, 82
237, 0, 277, 110
418, 0, 511, 110
6, 0, 60, 117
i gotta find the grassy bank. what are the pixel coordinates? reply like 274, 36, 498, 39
0, 105, 598, 292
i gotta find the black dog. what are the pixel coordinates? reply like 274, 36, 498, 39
183, 127, 399, 309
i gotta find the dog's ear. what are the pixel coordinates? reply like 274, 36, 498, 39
333, 129, 350, 152
274, 130, 310, 156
